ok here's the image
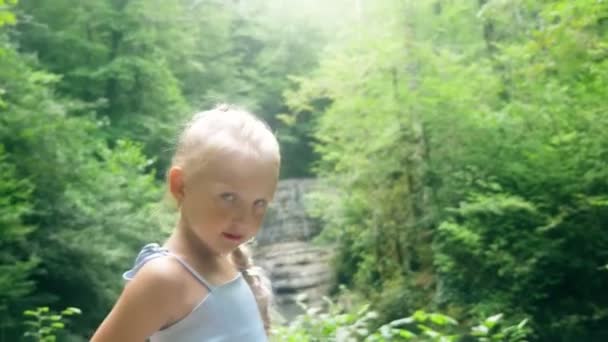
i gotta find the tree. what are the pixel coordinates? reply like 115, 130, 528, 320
286, 0, 608, 340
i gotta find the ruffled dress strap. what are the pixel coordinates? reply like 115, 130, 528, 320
122, 243, 216, 291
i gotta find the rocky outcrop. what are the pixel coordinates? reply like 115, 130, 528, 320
256, 241, 334, 320
255, 178, 322, 246
251, 178, 335, 321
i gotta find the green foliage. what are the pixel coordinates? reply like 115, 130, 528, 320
287, 0, 608, 340
14, 0, 331, 178
2, 0, 330, 339
0, 0, 17, 27
2, 0, 607, 341
0, 144, 37, 331
23, 306, 81, 342
15, 0, 190, 171
433, 194, 548, 316
41, 139, 173, 332
271, 289, 530, 341
1, 14, 173, 336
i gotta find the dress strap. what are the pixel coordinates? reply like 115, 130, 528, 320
122, 243, 215, 291
165, 252, 216, 291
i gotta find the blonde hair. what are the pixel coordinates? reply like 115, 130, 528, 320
169, 103, 279, 334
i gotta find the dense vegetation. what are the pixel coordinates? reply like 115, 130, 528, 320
1, 0, 606, 341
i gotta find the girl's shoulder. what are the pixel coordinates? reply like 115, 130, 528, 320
123, 243, 209, 291
122, 254, 191, 316
123, 244, 205, 306
91, 253, 189, 341
130, 255, 188, 290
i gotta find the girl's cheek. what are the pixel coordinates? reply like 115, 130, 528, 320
208, 203, 234, 220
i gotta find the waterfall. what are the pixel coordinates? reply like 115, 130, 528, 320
252, 178, 335, 322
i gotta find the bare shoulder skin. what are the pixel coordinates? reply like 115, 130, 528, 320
90, 256, 209, 342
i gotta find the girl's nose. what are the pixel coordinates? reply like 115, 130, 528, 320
233, 202, 254, 224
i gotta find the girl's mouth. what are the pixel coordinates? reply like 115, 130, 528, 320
222, 232, 243, 241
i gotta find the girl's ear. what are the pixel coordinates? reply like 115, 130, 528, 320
168, 166, 185, 205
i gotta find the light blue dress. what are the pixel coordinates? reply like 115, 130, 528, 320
123, 243, 268, 342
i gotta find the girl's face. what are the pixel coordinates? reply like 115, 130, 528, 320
175, 152, 278, 256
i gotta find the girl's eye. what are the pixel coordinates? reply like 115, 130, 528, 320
220, 193, 236, 202
254, 199, 267, 208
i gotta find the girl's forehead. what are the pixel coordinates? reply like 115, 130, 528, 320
192, 152, 278, 191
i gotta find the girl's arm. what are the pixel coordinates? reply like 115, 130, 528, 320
90, 257, 185, 342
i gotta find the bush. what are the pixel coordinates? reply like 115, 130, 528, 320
271, 288, 530, 342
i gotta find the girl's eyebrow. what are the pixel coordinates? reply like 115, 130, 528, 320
213, 181, 235, 190
212, 181, 273, 201
235, 192, 271, 203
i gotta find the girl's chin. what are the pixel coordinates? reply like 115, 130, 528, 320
214, 239, 242, 254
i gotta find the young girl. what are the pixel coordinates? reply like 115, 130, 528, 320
91, 104, 280, 341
